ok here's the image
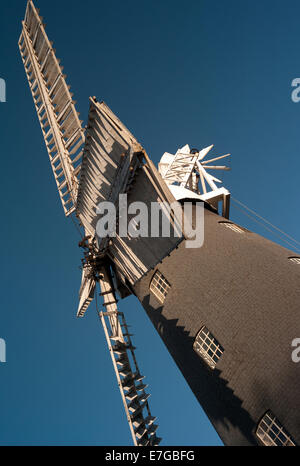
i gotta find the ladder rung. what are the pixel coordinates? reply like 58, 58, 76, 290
45, 127, 53, 139
103, 300, 118, 307
150, 436, 162, 446
135, 383, 148, 391
144, 415, 156, 426
129, 399, 148, 414
113, 349, 127, 355
122, 382, 135, 391
147, 424, 158, 435
116, 362, 128, 369
122, 373, 135, 384
140, 393, 150, 404
125, 387, 138, 399
100, 290, 114, 296
135, 422, 148, 435
126, 392, 138, 403
112, 343, 125, 350
118, 363, 130, 371
119, 368, 132, 377
133, 417, 145, 429
109, 335, 123, 342
128, 393, 146, 408
117, 361, 129, 370
101, 311, 121, 317
116, 355, 127, 363
135, 427, 148, 440
137, 435, 149, 446
116, 354, 128, 363
113, 343, 137, 353
38, 103, 45, 114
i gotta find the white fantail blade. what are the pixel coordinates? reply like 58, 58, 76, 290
163, 150, 199, 187
158, 145, 191, 179
203, 165, 230, 171
198, 144, 214, 161
178, 144, 191, 154
196, 161, 218, 191
202, 153, 231, 165
77, 266, 96, 318
158, 152, 175, 177
18, 1, 85, 216
205, 172, 222, 184
159, 152, 175, 165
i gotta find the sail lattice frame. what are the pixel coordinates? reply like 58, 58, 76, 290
18, 0, 85, 216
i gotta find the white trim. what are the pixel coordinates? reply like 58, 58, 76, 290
289, 257, 300, 265
150, 271, 170, 304
193, 326, 224, 370
256, 411, 295, 446
220, 222, 244, 234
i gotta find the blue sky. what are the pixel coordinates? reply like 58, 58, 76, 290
0, 0, 300, 446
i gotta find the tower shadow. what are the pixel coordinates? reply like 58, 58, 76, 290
141, 294, 257, 446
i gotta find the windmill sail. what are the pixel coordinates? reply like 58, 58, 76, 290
77, 98, 183, 286
77, 266, 96, 318
76, 97, 143, 237
98, 267, 161, 446
18, 0, 85, 216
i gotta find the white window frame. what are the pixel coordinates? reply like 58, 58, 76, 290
288, 257, 300, 265
219, 221, 245, 234
193, 326, 224, 369
150, 270, 171, 304
256, 411, 295, 446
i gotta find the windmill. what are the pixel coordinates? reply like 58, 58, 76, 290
19, 1, 300, 448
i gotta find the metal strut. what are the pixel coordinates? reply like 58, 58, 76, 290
98, 267, 161, 446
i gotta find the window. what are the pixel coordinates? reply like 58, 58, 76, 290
256, 411, 295, 446
193, 326, 224, 369
219, 221, 245, 233
150, 270, 170, 303
288, 257, 300, 265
